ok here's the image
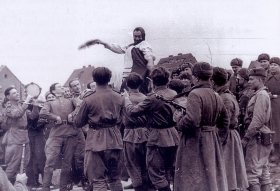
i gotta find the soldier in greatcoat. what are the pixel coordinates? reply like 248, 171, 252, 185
265, 57, 280, 160
173, 62, 229, 191
212, 67, 248, 191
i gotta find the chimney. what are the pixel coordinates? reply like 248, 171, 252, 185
88, 65, 91, 67
169, 55, 173, 57
178, 53, 182, 56
83, 66, 85, 68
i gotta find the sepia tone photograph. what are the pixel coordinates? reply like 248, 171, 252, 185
0, 0, 280, 190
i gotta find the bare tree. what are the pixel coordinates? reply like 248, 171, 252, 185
203, 40, 213, 65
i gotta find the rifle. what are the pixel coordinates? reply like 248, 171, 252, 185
154, 94, 186, 114
236, 77, 240, 102
238, 107, 246, 138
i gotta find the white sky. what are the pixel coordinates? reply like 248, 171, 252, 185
0, 0, 280, 94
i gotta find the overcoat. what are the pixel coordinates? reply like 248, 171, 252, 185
174, 81, 229, 191
265, 72, 280, 143
217, 85, 248, 190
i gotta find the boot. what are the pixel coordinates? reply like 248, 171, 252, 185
261, 184, 270, 191
80, 172, 90, 190
35, 174, 42, 187
60, 170, 71, 191
134, 184, 148, 191
249, 184, 261, 191
42, 172, 53, 191
158, 185, 171, 191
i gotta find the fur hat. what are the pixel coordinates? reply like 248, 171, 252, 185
168, 79, 185, 94
230, 58, 243, 67
212, 67, 228, 86
270, 57, 280, 66
258, 53, 270, 62
180, 63, 193, 70
191, 62, 213, 79
179, 72, 192, 81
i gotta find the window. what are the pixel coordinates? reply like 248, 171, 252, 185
4, 74, 7, 79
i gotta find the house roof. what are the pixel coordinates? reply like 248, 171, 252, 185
0, 65, 24, 85
0, 65, 5, 72
64, 65, 95, 88
157, 53, 197, 71
248, 61, 261, 70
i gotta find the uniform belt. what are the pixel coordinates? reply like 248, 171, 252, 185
89, 124, 116, 130
200, 125, 216, 132
61, 120, 72, 126
125, 125, 145, 129
150, 125, 173, 129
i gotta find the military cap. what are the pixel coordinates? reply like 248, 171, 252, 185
249, 67, 266, 77
230, 58, 243, 67
270, 57, 280, 66
258, 53, 270, 62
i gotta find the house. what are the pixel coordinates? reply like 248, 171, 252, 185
157, 53, 197, 72
248, 61, 261, 70
64, 65, 95, 90
0, 65, 25, 111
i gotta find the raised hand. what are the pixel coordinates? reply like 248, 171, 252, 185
24, 95, 34, 104
78, 39, 104, 50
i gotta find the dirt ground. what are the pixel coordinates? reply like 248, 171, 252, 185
30, 155, 280, 191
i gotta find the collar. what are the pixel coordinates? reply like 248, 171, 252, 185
239, 83, 250, 93
154, 85, 168, 93
253, 86, 268, 96
216, 84, 230, 94
96, 85, 110, 91
56, 96, 63, 100
10, 100, 20, 106
73, 92, 80, 98
267, 71, 280, 81
191, 81, 212, 90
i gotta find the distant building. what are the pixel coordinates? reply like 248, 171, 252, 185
248, 61, 261, 70
157, 53, 197, 72
0, 65, 25, 111
64, 65, 95, 90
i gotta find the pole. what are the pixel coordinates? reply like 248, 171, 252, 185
20, 144, 26, 174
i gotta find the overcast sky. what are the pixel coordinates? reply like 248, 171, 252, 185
0, 0, 279, 94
